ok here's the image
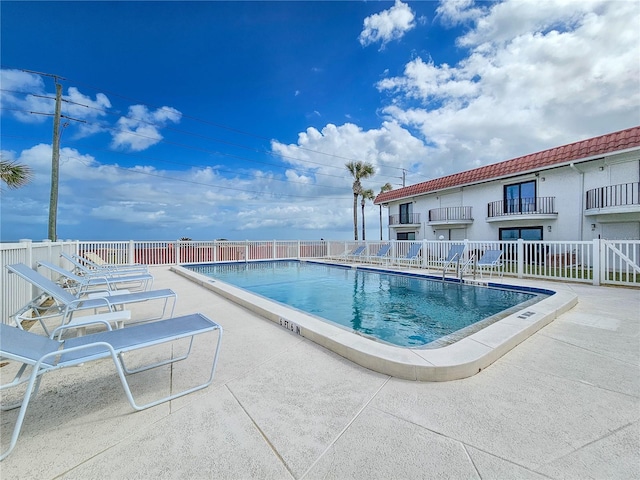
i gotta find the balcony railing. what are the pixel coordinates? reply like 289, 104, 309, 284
586, 182, 639, 210
389, 213, 421, 225
428, 206, 473, 222
487, 197, 556, 218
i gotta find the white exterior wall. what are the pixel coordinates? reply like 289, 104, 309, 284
383, 151, 640, 242
585, 154, 640, 240
538, 166, 582, 240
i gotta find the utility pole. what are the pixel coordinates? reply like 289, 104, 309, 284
22, 70, 82, 241
48, 82, 62, 241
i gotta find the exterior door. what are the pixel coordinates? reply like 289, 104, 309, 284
399, 203, 413, 224
504, 181, 536, 213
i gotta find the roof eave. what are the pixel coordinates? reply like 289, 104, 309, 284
373, 144, 640, 205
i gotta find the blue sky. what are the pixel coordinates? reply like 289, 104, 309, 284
1, 0, 639, 242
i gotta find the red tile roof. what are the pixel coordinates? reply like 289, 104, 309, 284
374, 126, 640, 204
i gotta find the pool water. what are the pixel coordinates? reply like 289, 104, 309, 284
188, 261, 544, 347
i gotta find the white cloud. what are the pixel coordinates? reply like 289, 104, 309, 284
0, 120, 425, 240
64, 86, 112, 137
271, 121, 432, 190
0, 70, 113, 130
359, 0, 416, 49
111, 105, 182, 151
1, 141, 363, 240
435, 0, 486, 27
0, 69, 51, 123
378, 0, 640, 173
237, 204, 348, 231
0, 69, 182, 153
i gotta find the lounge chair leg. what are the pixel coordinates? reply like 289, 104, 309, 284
0, 365, 44, 461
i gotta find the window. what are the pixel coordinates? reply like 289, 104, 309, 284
500, 227, 545, 264
399, 202, 413, 224
397, 232, 416, 241
504, 180, 536, 214
499, 227, 543, 241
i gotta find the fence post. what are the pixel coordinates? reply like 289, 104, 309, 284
592, 238, 601, 286
517, 239, 524, 279
297, 241, 301, 259
273, 240, 277, 260
19, 239, 33, 268
42, 239, 53, 267
421, 239, 427, 268
128, 240, 135, 265
176, 240, 181, 265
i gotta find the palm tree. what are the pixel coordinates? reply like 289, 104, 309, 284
0, 159, 33, 190
345, 161, 375, 241
378, 183, 393, 240
360, 189, 375, 241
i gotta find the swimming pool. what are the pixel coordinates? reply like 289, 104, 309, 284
185, 261, 546, 347
174, 261, 575, 380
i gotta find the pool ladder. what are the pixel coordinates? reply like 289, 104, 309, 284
441, 253, 472, 281
444, 254, 476, 281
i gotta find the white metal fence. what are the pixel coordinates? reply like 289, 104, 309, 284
2, 238, 638, 325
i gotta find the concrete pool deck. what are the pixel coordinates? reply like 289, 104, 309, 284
1, 266, 638, 478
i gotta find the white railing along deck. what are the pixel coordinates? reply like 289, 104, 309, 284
2, 238, 638, 325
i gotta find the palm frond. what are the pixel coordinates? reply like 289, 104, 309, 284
0, 160, 33, 190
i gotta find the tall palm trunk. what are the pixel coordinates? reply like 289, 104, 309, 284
360, 189, 374, 242
345, 161, 375, 242
361, 202, 366, 241
353, 192, 359, 241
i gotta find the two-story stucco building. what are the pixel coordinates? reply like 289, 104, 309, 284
374, 126, 640, 242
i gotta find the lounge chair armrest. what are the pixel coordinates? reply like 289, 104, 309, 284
49, 311, 132, 338
85, 289, 131, 299
69, 296, 113, 310
51, 320, 112, 338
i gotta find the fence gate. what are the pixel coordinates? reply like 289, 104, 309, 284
600, 240, 640, 286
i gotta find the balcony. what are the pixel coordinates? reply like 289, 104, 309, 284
389, 212, 421, 228
487, 197, 557, 222
428, 206, 473, 226
585, 182, 640, 217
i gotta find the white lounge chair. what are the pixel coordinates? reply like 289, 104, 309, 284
7, 263, 176, 335
344, 245, 366, 261
63, 252, 149, 275
0, 313, 222, 460
395, 243, 422, 267
363, 244, 391, 264
476, 249, 504, 279
38, 260, 153, 294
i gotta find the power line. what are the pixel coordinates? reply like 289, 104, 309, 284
4, 68, 409, 173
60, 142, 348, 191
0, 130, 352, 198
2, 68, 414, 185
1, 102, 402, 180
63, 152, 351, 200
67, 119, 354, 180
56, 99, 406, 178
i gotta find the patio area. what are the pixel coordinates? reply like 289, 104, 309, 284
1, 266, 638, 479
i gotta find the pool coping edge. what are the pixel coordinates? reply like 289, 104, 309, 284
171, 265, 577, 381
